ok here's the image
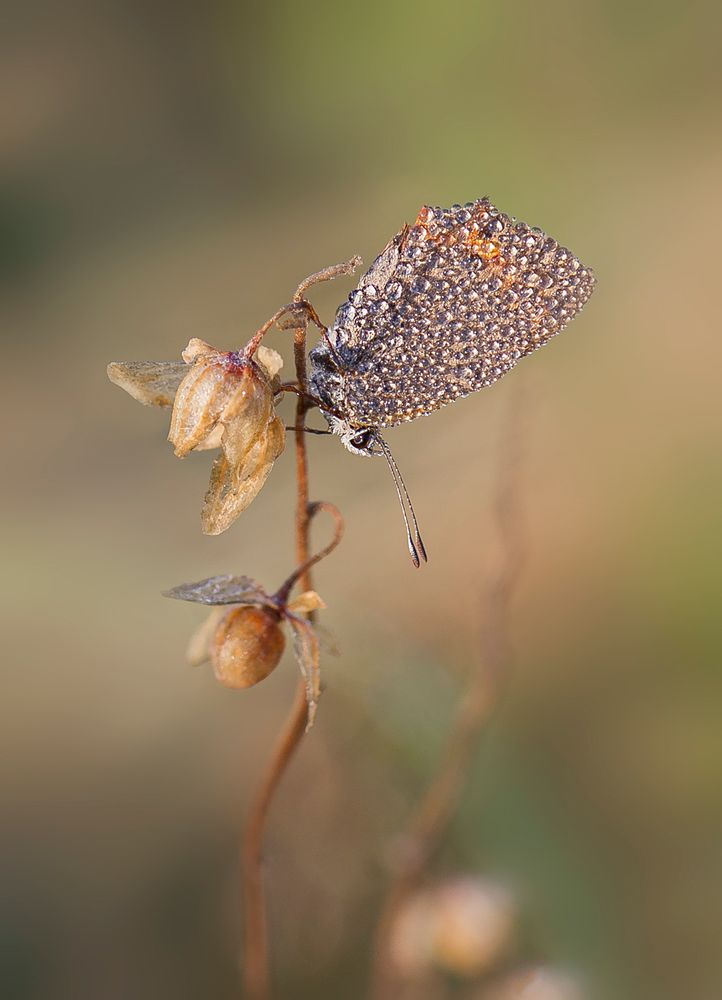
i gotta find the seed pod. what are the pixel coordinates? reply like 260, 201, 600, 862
210, 605, 285, 689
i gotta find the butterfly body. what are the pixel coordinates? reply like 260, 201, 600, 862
309, 199, 595, 456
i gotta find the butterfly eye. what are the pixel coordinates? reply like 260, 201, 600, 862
350, 430, 374, 451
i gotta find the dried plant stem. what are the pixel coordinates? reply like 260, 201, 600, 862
242, 680, 307, 999
369, 396, 528, 1000
292, 325, 314, 588
276, 501, 344, 604
242, 323, 315, 999
241, 262, 355, 995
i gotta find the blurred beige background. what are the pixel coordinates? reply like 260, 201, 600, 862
1, 2, 721, 998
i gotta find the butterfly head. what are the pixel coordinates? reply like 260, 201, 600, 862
325, 414, 380, 457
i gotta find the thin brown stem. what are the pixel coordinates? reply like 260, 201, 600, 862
369, 394, 528, 1000
238, 254, 371, 995
242, 680, 308, 999
276, 501, 344, 604
242, 321, 316, 999
293, 321, 313, 584
243, 304, 293, 358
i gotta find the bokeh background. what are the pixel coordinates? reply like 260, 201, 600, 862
2, 2, 721, 998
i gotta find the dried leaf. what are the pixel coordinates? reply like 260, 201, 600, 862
288, 615, 321, 730
163, 574, 267, 606
107, 360, 188, 407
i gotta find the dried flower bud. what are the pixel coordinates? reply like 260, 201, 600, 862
167, 340, 285, 533
168, 341, 280, 458
109, 340, 285, 533
210, 605, 285, 689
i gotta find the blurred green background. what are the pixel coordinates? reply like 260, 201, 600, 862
2, 1, 721, 998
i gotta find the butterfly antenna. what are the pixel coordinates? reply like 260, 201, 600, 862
375, 434, 428, 567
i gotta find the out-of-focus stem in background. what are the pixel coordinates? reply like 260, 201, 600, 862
369, 391, 528, 1000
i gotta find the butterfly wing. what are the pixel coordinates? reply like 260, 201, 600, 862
323, 200, 595, 429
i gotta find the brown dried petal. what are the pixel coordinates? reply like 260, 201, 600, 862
181, 338, 218, 364
107, 360, 188, 407
186, 607, 226, 666
287, 590, 326, 615
218, 381, 273, 467
169, 359, 250, 458
163, 574, 267, 606
201, 442, 259, 535
201, 442, 268, 534
255, 345, 283, 381
265, 411, 286, 460
201, 414, 285, 534
192, 423, 225, 451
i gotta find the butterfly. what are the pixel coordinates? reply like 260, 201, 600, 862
308, 199, 596, 565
